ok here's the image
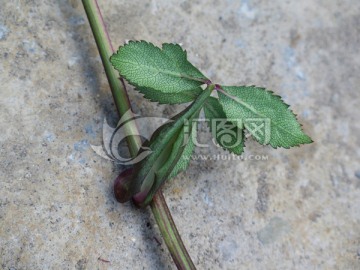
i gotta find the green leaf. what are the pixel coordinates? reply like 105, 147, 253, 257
204, 97, 245, 154
168, 121, 197, 179
155, 124, 191, 181
130, 86, 214, 207
218, 86, 312, 148
137, 86, 202, 104
132, 122, 185, 207
110, 41, 208, 104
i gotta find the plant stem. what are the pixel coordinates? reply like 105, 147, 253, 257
151, 192, 196, 270
81, 0, 140, 157
82, 1, 196, 269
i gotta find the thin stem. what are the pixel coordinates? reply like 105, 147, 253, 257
82, 0, 141, 156
151, 193, 196, 270
82, 1, 196, 269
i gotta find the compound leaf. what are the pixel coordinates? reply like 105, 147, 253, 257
218, 86, 312, 148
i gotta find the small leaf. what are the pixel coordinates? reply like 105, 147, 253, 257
218, 86, 312, 148
204, 97, 244, 154
110, 41, 208, 104
130, 86, 214, 207
133, 107, 199, 207
168, 119, 197, 179
129, 114, 184, 205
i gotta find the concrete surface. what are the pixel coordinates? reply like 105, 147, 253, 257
1, 0, 359, 269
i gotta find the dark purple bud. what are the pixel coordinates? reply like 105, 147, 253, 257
113, 168, 134, 203
132, 190, 149, 208
132, 177, 155, 208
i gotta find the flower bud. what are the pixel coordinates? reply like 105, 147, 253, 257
113, 168, 134, 203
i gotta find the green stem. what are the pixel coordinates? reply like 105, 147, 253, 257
82, 0, 141, 156
82, 1, 196, 269
151, 192, 196, 270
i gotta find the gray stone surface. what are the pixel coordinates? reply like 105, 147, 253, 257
1, 0, 359, 269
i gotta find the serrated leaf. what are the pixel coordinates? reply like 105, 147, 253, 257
218, 86, 312, 148
110, 41, 208, 104
204, 97, 244, 154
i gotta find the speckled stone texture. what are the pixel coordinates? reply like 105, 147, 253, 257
1, 0, 359, 269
